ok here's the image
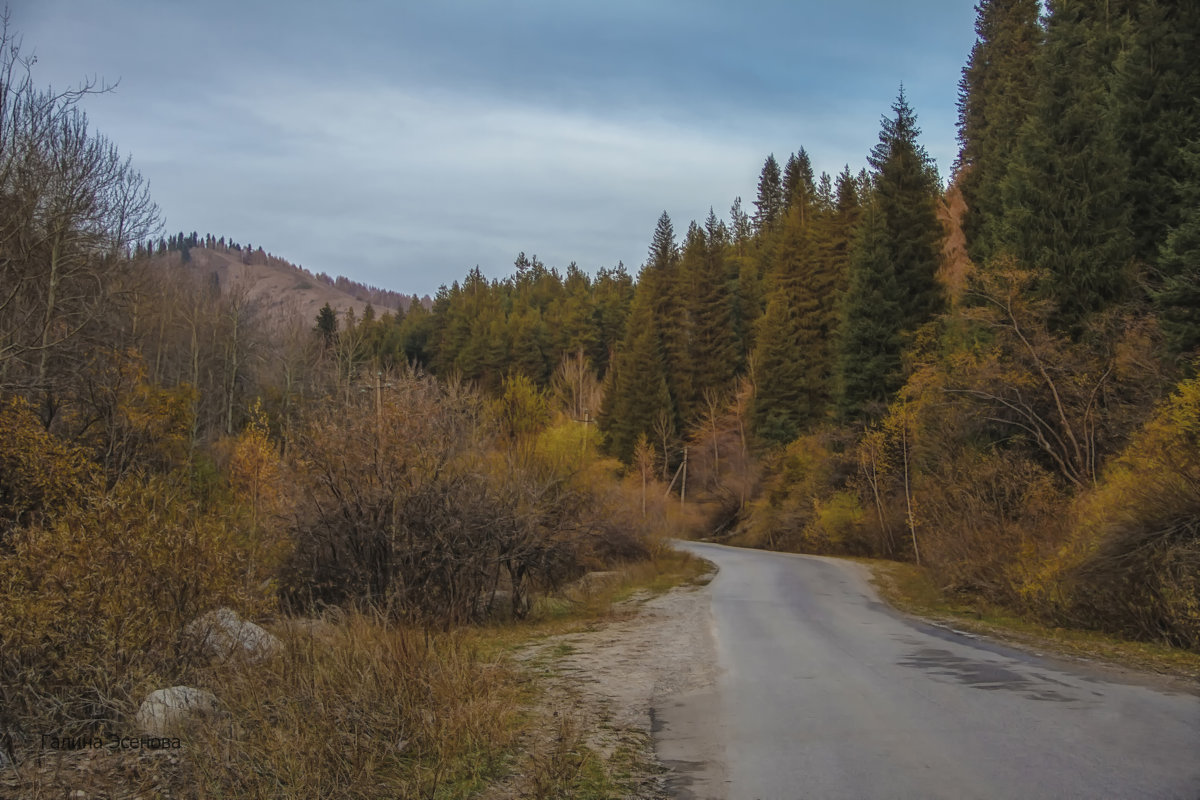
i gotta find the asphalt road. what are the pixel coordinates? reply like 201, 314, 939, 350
657, 541, 1200, 800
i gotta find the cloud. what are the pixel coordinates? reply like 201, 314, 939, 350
15, 0, 978, 294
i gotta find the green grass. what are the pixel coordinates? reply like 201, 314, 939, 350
859, 557, 1200, 681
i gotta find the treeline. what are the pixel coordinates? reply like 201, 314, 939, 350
395, 1, 1200, 649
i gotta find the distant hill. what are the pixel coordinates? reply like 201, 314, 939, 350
143, 237, 431, 324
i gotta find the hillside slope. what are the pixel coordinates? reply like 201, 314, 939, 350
149, 244, 416, 324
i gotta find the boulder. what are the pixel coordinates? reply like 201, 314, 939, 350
185, 607, 281, 664
134, 686, 220, 737
571, 571, 622, 593
476, 589, 514, 620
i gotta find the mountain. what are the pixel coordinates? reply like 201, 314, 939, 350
147, 239, 429, 323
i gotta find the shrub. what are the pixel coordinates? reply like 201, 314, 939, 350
0, 474, 272, 732
1057, 376, 1200, 648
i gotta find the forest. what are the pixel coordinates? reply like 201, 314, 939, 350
1, 0, 1198, 795
350, 0, 1197, 648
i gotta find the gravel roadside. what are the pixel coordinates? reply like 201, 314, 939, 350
487, 575, 723, 799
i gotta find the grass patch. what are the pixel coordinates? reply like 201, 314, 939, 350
860, 558, 1200, 681
3, 541, 707, 798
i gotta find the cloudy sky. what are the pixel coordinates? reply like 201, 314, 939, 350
15, 0, 978, 296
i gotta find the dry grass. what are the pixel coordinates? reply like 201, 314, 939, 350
861, 558, 1200, 682
2, 540, 709, 799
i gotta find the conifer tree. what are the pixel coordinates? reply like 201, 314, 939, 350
1156, 143, 1200, 362
591, 263, 634, 377
729, 196, 753, 247
1000, 0, 1134, 325
749, 154, 852, 442
870, 88, 944, 331
645, 212, 694, 422
836, 90, 944, 422
956, 0, 1042, 266
728, 197, 760, 362
598, 289, 672, 463
835, 202, 903, 422
315, 302, 338, 347
782, 148, 816, 214
753, 155, 784, 233
1110, 0, 1200, 269
687, 210, 739, 398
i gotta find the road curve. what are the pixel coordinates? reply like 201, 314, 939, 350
656, 541, 1200, 800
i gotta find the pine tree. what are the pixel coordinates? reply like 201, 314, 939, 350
836, 90, 944, 423
835, 202, 904, 422
598, 289, 673, 463
870, 88, 944, 331
1156, 143, 1200, 362
749, 156, 850, 442
599, 214, 693, 462
782, 148, 816, 215
591, 263, 634, 377
1111, 0, 1200, 269
645, 212, 694, 423
956, 0, 1042, 266
753, 155, 784, 233
687, 210, 739, 398
315, 302, 338, 346
1000, 0, 1134, 326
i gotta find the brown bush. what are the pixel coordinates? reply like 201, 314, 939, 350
283, 373, 644, 625
1055, 376, 1200, 648
0, 474, 272, 733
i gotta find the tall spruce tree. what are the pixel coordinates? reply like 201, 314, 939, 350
782, 148, 817, 215
836, 90, 944, 422
1111, 0, 1200, 270
1000, 0, 1134, 326
753, 155, 785, 233
599, 213, 691, 462
688, 210, 740, 396
1156, 143, 1200, 363
645, 212, 694, 423
598, 288, 673, 463
835, 201, 903, 422
956, 0, 1042, 266
751, 201, 820, 443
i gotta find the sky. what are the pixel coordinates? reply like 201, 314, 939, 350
15, 0, 979, 297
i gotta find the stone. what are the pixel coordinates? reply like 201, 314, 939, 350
571, 571, 623, 593
185, 607, 281, 664
134, 686, 220, 737
476, 589, 514, 620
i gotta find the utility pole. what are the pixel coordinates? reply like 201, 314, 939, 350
375, 370, 383, 455
581, 409, 590, 463
680, 446, 688, 509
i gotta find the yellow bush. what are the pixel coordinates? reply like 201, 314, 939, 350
1057, 376, 1200, 647
809, 490, 866, 550
0, 474, 274, 729
0, 394, 99, 535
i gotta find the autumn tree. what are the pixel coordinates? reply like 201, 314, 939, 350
0, 16, 159, 412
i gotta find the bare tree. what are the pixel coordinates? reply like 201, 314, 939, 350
0, 13, 159, 411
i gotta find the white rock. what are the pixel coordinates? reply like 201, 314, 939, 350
134, 686, 220, 737
185, 607, 281, 663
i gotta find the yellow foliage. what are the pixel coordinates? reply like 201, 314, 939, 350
810, 490, 866, 549
1053, 375, 1200, 647
0, 474, 273, 727
0, 394, 100, 534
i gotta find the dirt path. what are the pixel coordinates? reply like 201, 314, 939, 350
490, 578, 724, 798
